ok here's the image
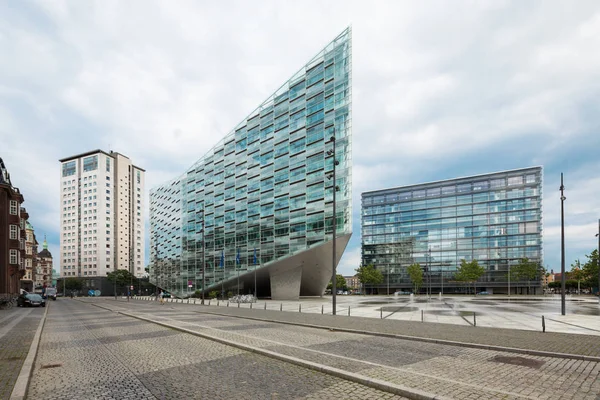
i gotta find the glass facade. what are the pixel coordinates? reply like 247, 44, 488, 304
362, 167, 543, 294
150, 28, 352, 299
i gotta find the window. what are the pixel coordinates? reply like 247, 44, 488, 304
106, 158, 111, 172
9, 200, 18, 215
62, 161, 76, 177
9, 225, 18, 240
9, 249, 18, 264
83, 155, 98, 172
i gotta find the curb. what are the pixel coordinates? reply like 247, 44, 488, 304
176, 301, 600, 363
10, 304, 49, 400
117, 309, 450, 400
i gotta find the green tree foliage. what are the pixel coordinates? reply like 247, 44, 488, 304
327, 274, 348, 291
106, 269, 136, 290
355, 264, 383, 294
406, 263, 423, 294
208, 290, 219, 299
581, 249, 599, 289
58, 278, 82, 292
455, 259, 485, 295
511, 257, 543, 293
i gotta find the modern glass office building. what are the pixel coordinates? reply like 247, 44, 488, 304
362, 167, 543, 294
150, 28, 352, 300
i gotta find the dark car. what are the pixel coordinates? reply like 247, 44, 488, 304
17, 293, 46, 307
43, 287, 57, 300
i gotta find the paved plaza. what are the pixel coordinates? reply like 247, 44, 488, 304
3, 297, 600, 399
154, 294, 600, 336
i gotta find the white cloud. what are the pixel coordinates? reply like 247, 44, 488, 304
1, 0, 600, 275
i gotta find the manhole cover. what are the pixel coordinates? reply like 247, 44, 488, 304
41, 363, 63, 369
490, 355, 544, 369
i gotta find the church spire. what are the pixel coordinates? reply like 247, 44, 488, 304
43, 234, 48, 250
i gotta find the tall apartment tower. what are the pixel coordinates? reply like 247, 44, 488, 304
59, 150, 145, 278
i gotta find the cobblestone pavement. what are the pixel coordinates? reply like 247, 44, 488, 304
27, 300, 406, 400
0, 305, 44, 400
135, 296, 600, 358
92, 298, 600, 400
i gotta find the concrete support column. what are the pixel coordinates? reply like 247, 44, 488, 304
270, 265, 302, 301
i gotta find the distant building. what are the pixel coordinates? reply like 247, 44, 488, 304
362, 167, 543, 295
21, 220, 37, 292
37, 236, 53, 289
0, 157, 26, 294
344, 275, 360, 290
59, 150, 145, 279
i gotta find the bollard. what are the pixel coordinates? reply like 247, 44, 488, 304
194, 299, 196, 305
542, 315, 546, 333
187, 299, 190, 304
348, 306, 350, 316
421, 310, 424, 322
380, 308, 383, 319
299, 304, 302, 313
217, 300, 220, 306
321, 304, 324, 315
227, 301, 229, 307
473, 312, 477, 327
264, 302, 267, 310
238, 301, 240, 308
280, 303, 282, 312
250, 302, 253, 309
208, 299, 211, 306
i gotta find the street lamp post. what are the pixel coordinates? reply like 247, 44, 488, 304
428, 249, 431, 299
387, 263, 390, 296
596, 219, 600, 305
508, 261, 511, 297
560, 173, 566, 316
201, 209, 205, 305
326, 136, 339, 315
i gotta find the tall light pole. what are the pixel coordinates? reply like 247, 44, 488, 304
596, 219, 600, 304
253, 248, 258, 299
326, 136, 338, 315
508, 260, 511, 297
428, 248, 432, 299
560, 173, 566, 316
200, 209, 205, 305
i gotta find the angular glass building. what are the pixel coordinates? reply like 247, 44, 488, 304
362, 167, 543, 295
150, 28, 352, 300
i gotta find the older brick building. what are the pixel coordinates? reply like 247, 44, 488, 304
0, 158, 26, 294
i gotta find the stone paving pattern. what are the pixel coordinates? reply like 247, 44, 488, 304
27, 300, 407, 399
137, 297, 600, 357
0, 306, 44, 400
101, 299, 600, 399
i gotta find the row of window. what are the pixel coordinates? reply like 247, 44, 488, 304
363, 173, 540, 205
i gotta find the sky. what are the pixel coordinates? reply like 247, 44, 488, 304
1, 0, 599, 277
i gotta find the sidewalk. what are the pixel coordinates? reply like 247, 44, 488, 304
134, 296, 600, 359
0, 307, 45, 400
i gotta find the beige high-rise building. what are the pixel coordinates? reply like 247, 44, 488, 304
59, 150, 145, 278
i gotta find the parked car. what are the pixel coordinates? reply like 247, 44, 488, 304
17, 293, 46, 307
394, 291, 412, 295
477, 291, 490, 295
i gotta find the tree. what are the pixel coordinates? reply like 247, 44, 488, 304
455, 259, 485, 295
327, 274, 348, 292
511, 258, 543, 294
106, 269, 136, 294
57, 278, 82, 293
581, 249, 599, 291
406, 263, 423, 294
355, 264, 384, 294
